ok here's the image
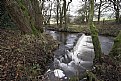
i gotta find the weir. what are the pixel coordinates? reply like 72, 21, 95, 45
43, 30, 114, 81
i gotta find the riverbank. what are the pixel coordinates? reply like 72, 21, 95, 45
46, 23, 121, 37
0, 28, 58, 80
100, 55, 121, 80
82, 54, 121, 81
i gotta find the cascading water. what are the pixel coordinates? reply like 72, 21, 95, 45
43, 30, 114, 81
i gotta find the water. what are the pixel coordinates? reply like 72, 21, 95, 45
99, 36, 114, 55
43, 30, 114, 81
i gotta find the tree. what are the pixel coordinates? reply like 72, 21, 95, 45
78, 0, 89, 23
94, 0, 115, 22
63, 0, 72, 29
31, 0, 44, 32
88, 0, 102, 62
63, 0, 67, 30
5, 0, 44, 35
59, 0, 63, 28
56, 0, 59, 26
109, 0, 120, 23
56, 0, 72, 28
43, 0, 54, 25
97, 0, 102, 23
109, 30, 121, 59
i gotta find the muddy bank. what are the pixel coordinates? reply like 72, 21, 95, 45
0, 29, 58, 81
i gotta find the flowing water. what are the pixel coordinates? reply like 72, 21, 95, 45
43, 30, 114, 81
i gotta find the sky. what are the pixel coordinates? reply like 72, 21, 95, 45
69, 0, 102, 16
69, 0, 81, 16
69, 0, 115, 19
44, 0, 116, 19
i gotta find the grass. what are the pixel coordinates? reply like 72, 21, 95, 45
48, 21, 121, 36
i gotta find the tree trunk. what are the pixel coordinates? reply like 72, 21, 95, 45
47, 1, 53, 25
56, 0, 59, 27
63, 0, 67, 30
5, 0, 33, 34
115, 8, 120, 23
32, 0, 43, 33
5, 0, 44, 34
109, 0, 120, 23
109, 30, 121, 57
97, 0, 102, 23
114, 0, 120, 23
84, 0, 88, 23
88, 0, 102, 62
59, 7, 63, 28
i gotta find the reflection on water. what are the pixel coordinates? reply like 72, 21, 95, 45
44, 30, 114, 81
99, 36, 114, 55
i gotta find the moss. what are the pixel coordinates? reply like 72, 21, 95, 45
110, 30, 121, 57
89, 24, 102, 62
16, 0, 39, 36
30, 19, 39, 36
17, 0, 29, 17
92, 34, 102, 61
86, 71, 102, 81
69, 76, 79, 81
88, 0, 102, 62
90, 24, 98, 36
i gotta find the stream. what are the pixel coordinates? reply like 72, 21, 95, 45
43, 30, 114, 81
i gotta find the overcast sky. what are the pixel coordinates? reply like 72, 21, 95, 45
45, 0, 115, 18
69, 0, 101, 16
69, 0, 115, 19
69, 0, 81, 16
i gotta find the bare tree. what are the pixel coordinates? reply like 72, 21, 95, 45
78, 1, 89, 23
63, 0, 72, 30
109, 0, 120, 23
56, 0, 72, 28
97, 0, 102, 23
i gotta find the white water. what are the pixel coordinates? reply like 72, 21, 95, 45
54, 69, 65, 78
43, 31, 113, 81
44, 34, 94, 80
56, 34, 94, 78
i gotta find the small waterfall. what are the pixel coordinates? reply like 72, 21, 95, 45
44, 30, 114, 81
52, 34, 94, 79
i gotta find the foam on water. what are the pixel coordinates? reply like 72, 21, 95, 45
53, 34, 94, 78
44, 31, 113, 81
54, 69, 65, 78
